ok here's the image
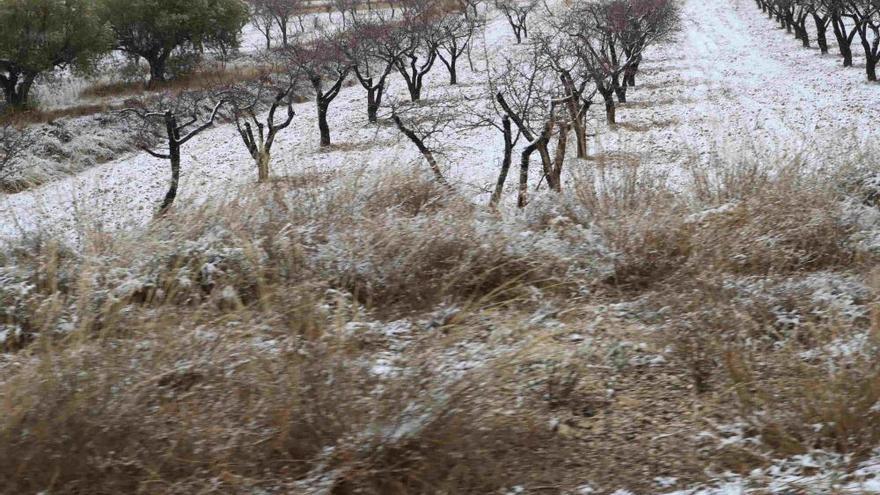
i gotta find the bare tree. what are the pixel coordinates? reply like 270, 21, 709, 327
122, 93, 228, 215
436, 12, 479, 85
614, 0, 680, 88
495, 0, 537, 44
461, 95, 520, 207
827, 0, 860, 66
229, 81, 296, 182
342, 17, 412, 122
394, 16, 441, 101
492, 47, 568, 205
764, 0, 880, 78
533, 29, 593, 159
804, 0, 833, 53
847, 0, 880, 81
252, 0, 304, 47
283, 36, 351, 147
558, 0, 639, 123
249, 0, 277, 50
389, 100, 458, 185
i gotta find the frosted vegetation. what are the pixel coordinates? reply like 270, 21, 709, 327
2, 0, 880, 493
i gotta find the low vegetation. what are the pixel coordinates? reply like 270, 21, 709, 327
1, 151, 880, 491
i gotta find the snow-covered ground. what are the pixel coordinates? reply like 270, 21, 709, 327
596, 0, 879, 182
2, 0, 879, 241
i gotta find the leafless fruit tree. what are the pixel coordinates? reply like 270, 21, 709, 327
389, 99, 460, 186
755, 0, 880, 78
229, 80, 297, 182
436, 11, 481, 84
495, 0, 537, 44
249, 0, 304, 48
394, 13, 442, 101
282, 36, 351, 147
492, 47, 569, 206
342, 17, 412, 122
121, 93, 228, 215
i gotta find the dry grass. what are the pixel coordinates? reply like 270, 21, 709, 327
4, 152, 880, 491
0, 171, 594, 494
584, 157, 880, 475
0, 65, 286, 126
80, 65, 277, 100
0, 103, 117, 126
0, 314, 568, 494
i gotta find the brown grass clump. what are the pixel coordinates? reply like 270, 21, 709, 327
588, 160, 857, 291
81, 65, 276, 100
0, 319, 565, 494
0, 172, 590, 493
4, 149, 880, 492
0, 103, 116, 126
710, 312, 880, 465
603, 158, 880, 474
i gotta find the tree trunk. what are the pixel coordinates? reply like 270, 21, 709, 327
257, 149, 270, 182
392, 115, 447, 184
518, 144, 536, 208
448, 60, 457, 85
537, 143, 557, 191
490, 116, 513, 208
406, 81, 421, 101
859, 31, 879, 81
602, 91, 616, 125
367, 88, 379, 123
560, 77, 588, 159
147, 56, 168, 89
813, 14, 829, 54
549, 124, 567, 193
317, 101, 331, 147
0, 73, 33, 108
613, 76, 628, 103
798, 19, 810, 47
866, 55, 878, 82
832, 16, 854, 67
159, 142, 181, 214
625, 59, 639, 87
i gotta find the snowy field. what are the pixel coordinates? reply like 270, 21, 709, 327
3, 1, 880, 493
3, 0, 878, 242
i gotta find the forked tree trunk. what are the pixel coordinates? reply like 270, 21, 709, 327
831, 15, 854, 67
857, 27, 880, 82
446, 61, 458, 85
